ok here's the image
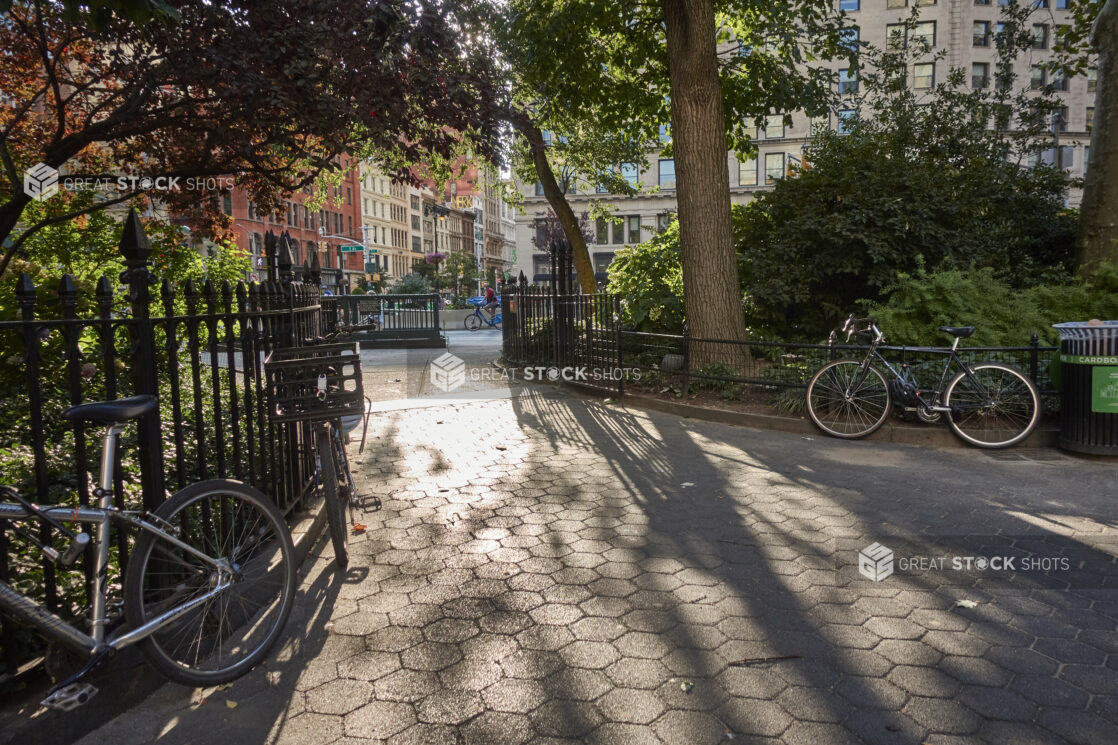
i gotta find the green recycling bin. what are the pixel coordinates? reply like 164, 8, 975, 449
1053, 321, 1118, 455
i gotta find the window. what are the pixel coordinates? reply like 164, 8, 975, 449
738, 155, 757, 186
840, 27, 859, 51
533, 256, 550, 276
410, 195, 419, 210
1084, 146, 1090, 176
886, 23, 906, 49
412, 236, 421, 252
596, 218, 608, 244
1033, 0, 1048, 7
1032, 24, 1048, 49
912, 21, 936, 47
914, 63, 935, 89
839, 0, 859, 10
411, 215, 420, 230
611, 219, 624, 245
657, 213, 675, 231
764, 153, 784, 184
658, 159, 676, 189
887, 0, 906, 7
593, 253, 614, 273
541, 130, 552, 146
1030, 66, 1046, 90
535, 181, 544, 196
975, 0, 990, 4
764, 114, 785, 139
810, 114, 829, 133
838, 68, 858, 94
222, 192, 233, 215
627, 215, 641, 244
621, 163, 639, 187
1052, 70, 1069, 91
1087, 107, 1094, 132
1088, 67, 1097, 93
995, 22, 1007, 46
972, 62, 990, 89
1056, 0, 1069, 7
974, 21, 990, 46
915, 0, 935, 5
658, 124, 671, 144
838, 109, 857, 134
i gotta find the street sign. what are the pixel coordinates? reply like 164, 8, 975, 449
340, 244, 364, 252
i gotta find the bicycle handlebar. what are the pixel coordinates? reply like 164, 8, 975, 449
843, 314, 883, 344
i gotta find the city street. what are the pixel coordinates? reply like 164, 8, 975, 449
74, 381, 1118, 745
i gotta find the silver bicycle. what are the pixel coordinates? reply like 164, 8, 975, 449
0, 395, 296, 710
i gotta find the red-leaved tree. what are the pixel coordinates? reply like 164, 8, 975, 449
0, 0, 503, 279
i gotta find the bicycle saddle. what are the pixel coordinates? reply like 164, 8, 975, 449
63, 395, 157, 424
938, 326, 975, 338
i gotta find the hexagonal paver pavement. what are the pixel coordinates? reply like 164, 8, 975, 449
73, 390, 1118, 745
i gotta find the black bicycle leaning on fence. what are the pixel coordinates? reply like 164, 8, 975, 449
805, 316, 1041, 448
0, 395, 297, 710
265, 341, 369, 571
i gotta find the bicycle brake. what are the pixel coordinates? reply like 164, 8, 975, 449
41, 682, 99, 711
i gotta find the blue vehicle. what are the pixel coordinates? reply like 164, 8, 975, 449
464, 296, 501, 330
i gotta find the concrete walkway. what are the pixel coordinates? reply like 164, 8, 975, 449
74, 383, 1118, 745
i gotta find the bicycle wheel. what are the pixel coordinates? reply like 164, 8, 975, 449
124, 479, 295, 686
331, 425, 358, 527
317, 424, 349, 569
806, 360, 891, 439
944, 362, 1039, 448
464, 312, 482, 331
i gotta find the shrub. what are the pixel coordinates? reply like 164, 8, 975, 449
864, 264, 1118, 346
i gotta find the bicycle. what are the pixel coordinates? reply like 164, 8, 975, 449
0, 395, 296, 710
265, 343, 368, 571
805, 316, 1041, 448
464, 305, 501, 331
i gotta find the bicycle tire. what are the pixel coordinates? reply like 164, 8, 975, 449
943, 362, 1040, 448
331, 425, 358, 527
806, 360, 892, 439
124, 479, 296, 686
464, 312, 482, 331
317, 424, 349, 569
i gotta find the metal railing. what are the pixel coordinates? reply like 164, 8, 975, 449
0, 213, 329, 687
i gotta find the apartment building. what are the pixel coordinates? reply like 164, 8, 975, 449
512, 0, 1095, 284
359, 163, 411, 285
425, 160, 516, 283
227, 154, 364, 292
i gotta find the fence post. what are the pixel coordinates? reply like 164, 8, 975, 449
119, 210, 165, 510
1029, 332, 1040, 387
614, 295, 624, 396
682, 323, 691, 395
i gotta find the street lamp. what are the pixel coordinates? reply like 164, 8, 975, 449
319, 227, 365, 292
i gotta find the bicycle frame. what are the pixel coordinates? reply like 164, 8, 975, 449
471, 308, 501, 327
848, 321, 989, 414
0, 425, 229, 658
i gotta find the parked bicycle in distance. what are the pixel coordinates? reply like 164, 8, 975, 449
0, 396, 296, 710
464, 296, 501, 331
806, 315, 1041, 448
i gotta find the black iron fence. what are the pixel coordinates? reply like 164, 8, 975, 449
0, 213, 330, 687
501, 249, 1059, 404
331, 293, 441, 344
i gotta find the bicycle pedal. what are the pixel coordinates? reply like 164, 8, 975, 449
41, 683, 98, 711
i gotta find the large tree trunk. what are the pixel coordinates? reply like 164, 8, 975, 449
1079, 0, 1118, 275
509, 114, 597, 294
662, 0, 751, 369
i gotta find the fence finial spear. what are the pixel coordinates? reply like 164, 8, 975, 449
119, 208, 152, 267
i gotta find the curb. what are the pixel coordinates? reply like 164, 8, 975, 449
0, 500, 327, 745
579, 387, 1062, 451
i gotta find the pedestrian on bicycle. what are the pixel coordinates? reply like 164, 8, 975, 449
483, 284, 498, 318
